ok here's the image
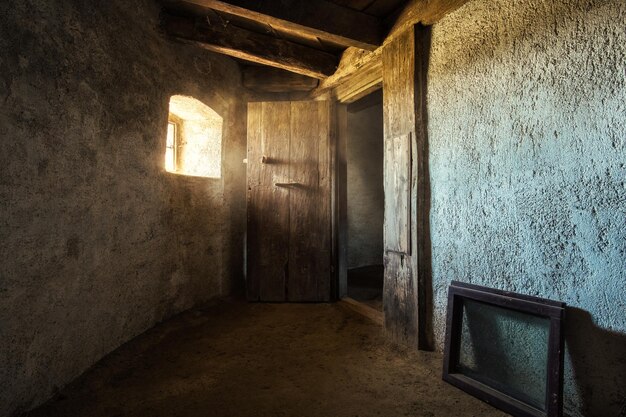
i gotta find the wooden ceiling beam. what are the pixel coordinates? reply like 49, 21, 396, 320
161, 12, 338, 79
243, 67, 319, 93
179, 0, 383, 50
386, 0, 471, 37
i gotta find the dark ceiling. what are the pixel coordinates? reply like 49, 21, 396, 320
160, 0, 408, 84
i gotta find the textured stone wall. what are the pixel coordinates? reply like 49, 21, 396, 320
427, 0, 626, 416
0, 1, 247, 416
347, 103, 384, 269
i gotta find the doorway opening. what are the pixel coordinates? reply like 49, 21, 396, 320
345, 89, 384, 311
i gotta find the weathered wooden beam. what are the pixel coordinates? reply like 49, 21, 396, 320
161, 12, 338, 79
311, 47, 383, 98
242, 67, 319, 93
180, 0, 383, 50
333, 57, 382, 103
386, 0, 470, 37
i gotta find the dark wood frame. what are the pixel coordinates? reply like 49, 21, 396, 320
442, 281, 565, 417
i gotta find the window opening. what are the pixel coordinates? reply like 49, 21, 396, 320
165, 95, 223, 178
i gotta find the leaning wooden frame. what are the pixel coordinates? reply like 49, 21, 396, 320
442, 281, 566, 417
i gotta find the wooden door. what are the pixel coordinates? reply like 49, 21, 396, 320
247, 101, 333, 302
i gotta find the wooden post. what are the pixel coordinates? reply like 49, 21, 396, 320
381, 25, 433, 350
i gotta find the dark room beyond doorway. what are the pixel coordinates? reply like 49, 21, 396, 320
346, 90, 384, 311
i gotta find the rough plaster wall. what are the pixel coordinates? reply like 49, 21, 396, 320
427, 0, 626, 416
0, 1, 247, 416
347, 103, 384, 269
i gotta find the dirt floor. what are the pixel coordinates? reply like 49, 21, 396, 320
25, 301, 509, 417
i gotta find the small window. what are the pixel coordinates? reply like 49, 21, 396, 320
165, 95, 223, 178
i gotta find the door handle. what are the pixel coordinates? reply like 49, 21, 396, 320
275, 182, 300, 187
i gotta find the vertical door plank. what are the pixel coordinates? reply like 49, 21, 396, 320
247, 102, 291, 301
259, 101, 291, 302
287, 101, 331, 301
247, 102, 263, 300
315, 101, 334, 301
316, 101, 332, 301
335, 104, 349, 299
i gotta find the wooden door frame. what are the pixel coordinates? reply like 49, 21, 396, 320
330, 65, 383, 301
335, 103, 348, 299
330, 25, 433, 348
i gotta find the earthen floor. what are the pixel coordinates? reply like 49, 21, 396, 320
27, 301, 509, 417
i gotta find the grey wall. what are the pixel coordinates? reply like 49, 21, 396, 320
427, 0, 626, 416
347, 102, 384, 269
0, 1, 247, 416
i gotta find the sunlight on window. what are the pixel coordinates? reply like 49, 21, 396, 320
165, 122, 176, 172
165, 95, 223, 178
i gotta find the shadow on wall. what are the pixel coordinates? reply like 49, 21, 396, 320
565, 308, 626, 417
416, 24, 434, 350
